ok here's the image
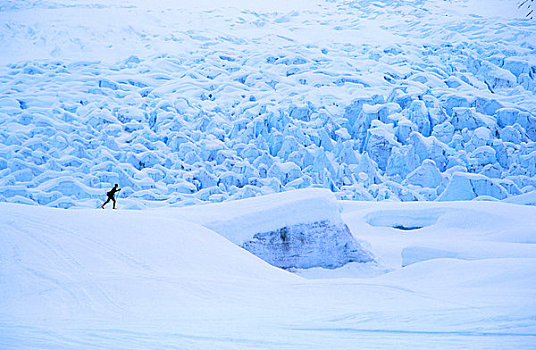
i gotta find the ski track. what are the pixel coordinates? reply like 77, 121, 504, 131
2, 324, 535, 350
2, 215, 127, 316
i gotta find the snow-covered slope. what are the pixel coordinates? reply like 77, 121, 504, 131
1, 195, 535, 349
1, 0, 536, 208
158, 188, 375, 269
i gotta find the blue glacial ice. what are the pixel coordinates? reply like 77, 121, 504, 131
1, 1, 536, 208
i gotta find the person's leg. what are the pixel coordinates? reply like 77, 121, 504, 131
101, 197, 111, 208
112, 197, 116, 209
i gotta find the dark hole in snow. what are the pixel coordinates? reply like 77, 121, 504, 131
392, 225, 423, 231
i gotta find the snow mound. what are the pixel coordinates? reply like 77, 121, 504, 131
344, 200, 536, 269
503, 191, 536, 206
169, 188, 375, 269
0, 201, 301, 334
366, 208, 443, 230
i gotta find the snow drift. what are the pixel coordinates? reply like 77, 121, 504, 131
170, 188, 374, 269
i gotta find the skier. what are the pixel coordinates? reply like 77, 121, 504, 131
101, 184, 121, 209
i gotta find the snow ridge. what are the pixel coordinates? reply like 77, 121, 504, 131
172, 188, 375, 269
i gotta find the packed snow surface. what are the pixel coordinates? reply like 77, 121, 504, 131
1, 193, 536, 349
1, 0, 536, 208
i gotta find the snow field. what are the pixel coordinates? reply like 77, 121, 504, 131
1, 193, 536, 349
1, 0, 536, 208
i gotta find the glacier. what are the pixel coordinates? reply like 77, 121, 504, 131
1, 0, 536, 208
